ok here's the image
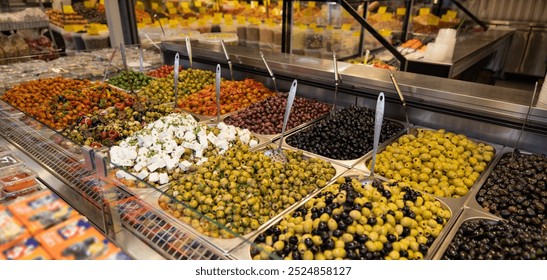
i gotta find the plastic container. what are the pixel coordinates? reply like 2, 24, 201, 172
72, 32, 86, 51
291, 26, 307, 54
82, 33, 110, 50
197, 33, 238, 45
0, 146, 10, 154
0, 166, 38, 193
0, 153, 23, 171
236, 23, 247, 46
305, 28, 324, 49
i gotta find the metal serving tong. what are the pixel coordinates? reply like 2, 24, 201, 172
173, 53, 181, 109
361, 92, 385, 185
264, 80, 298, 163
388, 70, 410, 133
332, 51, 342, 112
512, 81, 539, 160
102, 47, 118, 83
220, 40, 234, 80
259, 51, 279, 93
186, 37, 193, 68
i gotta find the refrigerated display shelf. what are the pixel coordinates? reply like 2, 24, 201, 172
0, 110, 102, 207
0, 107, 226, 260
113, 189, 226, 260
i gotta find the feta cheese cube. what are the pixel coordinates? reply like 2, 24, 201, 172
159, 173, 169, 185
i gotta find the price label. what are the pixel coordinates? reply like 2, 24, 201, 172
84, 1, 94, 8
396, 8, 406, 16
62, 5, 75, 14
446, 10, 458, 19
419, 8, 430, 16
142, 17, 152, 24
180, 2, 189, 9
294, 1, 300, 9
194, 0, 202, 8
169, 19, 179, 27
160, 18, 169, 25
251, 1, 259, 8
441, 14, 451, 22
87, 26, 99, 35
326, 25, 334, 30
308, 1, 316, 8
224, 14, 233, 21
168, 8, 177, 14
188, 16, 197, 23
380, 13, 392, 21
137, 23, 146, 28
342, 23, 352, 31
428, 16, 440, 26
136, 1, 145, 10
165, 2, 174, 9
236, 16, 246, 24
378, 6, 387, 14
309, 23, 317, 29
65, 24, 85, 32
99, 0, 104, 4
214, 13, 223, 19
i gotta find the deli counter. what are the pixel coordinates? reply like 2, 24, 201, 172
0, 42, 545, 260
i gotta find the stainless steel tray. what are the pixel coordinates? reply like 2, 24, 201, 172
431, 208, 502, 260
354, 126, 505, 206
138, 148, 348, 253
229, 168, 460, 260
281, 117, 408, 169
462, 147, 541, 221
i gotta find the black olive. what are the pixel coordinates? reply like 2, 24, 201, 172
304, 238, 313, 248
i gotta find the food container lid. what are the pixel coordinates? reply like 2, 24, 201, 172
0, 145, 10, 154
198, 32, 238, 44
0, 153, 24, 171
0, 165, 38, 188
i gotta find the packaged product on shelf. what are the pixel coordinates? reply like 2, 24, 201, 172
236, 18, 247, 46
245, 21, 260, 48
291, 25, 307, 55
0, 206, 28, 248
0, 152, 23, 171
7, 190, 78, 234
0, 236, 52, 260
220, 18, 237, 33
272, 25, 282, 51
82, 33, 111, 50
0, 165, 39, 193
35, 215, 120, 260
258, 23, 274, 50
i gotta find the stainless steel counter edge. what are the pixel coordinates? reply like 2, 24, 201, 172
161, 41, 546, 129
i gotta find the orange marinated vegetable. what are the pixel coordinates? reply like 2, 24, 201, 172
0, 77, 133, 130
0, 171, 36, 192
177, 78, 275, 116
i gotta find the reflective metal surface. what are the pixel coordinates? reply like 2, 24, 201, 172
162, 41, 547, 154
